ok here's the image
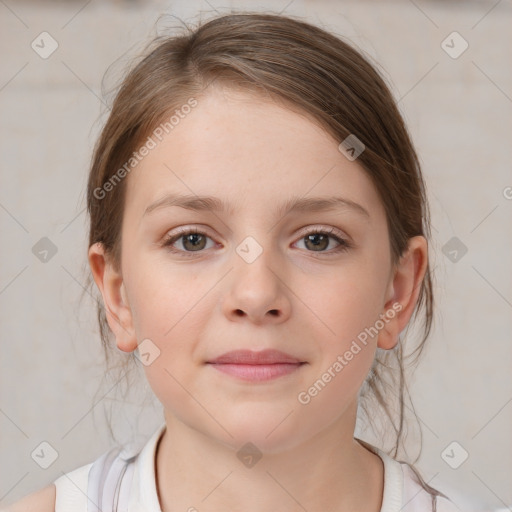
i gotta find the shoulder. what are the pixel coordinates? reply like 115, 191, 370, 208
1, 484, 56, 512
401, 463, 463, 511
436, 495, 464, 511
53, 462, 93, 510
3, 462, 94, 512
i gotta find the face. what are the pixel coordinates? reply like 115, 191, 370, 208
90, 84, 425, 454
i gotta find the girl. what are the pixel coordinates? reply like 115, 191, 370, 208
7, 11, 463, 512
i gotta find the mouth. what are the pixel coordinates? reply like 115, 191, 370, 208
206, 349, 307, 382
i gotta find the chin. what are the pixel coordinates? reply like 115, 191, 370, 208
212, 413, 309, 455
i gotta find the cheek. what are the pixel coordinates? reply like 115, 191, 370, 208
300, 262, 387, 343
129, 271, 209, 429
125, 257, 213, 369
295, 272, 380, 420
127, 257, 209, 336
142, 359, 211, 439
298, 348, 372, 411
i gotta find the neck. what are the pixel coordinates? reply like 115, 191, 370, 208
155, 410, 384, 512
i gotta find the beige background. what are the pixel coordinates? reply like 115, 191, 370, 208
1, 0, 511, 511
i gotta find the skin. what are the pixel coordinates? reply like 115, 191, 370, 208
89, 84, 427, 512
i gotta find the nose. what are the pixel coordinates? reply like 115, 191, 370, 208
221, 244, 292, 325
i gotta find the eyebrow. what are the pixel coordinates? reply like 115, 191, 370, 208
143, 193, 370, 219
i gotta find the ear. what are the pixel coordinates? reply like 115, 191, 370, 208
88, 242, 138, 352
377, 236, 428, 350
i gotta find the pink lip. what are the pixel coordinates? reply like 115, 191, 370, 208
206, 349, 306, 382
208, 349, 303, 365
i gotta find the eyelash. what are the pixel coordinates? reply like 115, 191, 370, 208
161, 226, 351, 258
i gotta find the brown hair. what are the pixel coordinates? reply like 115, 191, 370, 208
82, 10, 437, 491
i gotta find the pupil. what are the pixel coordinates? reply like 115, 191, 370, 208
307, 234, 327, 251
185, 234, 204, 250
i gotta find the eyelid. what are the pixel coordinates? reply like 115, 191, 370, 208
293, 225, 352, 254
161, 225, 217, 248
295, 224, 348, 241
161, 224, 352, 255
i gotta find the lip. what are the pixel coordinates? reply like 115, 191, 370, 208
206, 349, 306, 382
207, 349, 303, 365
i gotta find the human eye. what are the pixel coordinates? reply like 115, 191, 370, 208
161, 227, 217, 257
160, 225, 351, 258
293, 226, 351, 256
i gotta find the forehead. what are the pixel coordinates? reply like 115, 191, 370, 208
122, 85, 384, 223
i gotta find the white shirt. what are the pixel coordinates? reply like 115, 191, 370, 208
53, 422, 461, 511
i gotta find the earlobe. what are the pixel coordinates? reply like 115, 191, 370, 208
377, 236, 428, 350
87, 242, 138, 353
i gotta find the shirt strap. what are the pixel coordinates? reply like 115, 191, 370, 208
87, 446, 136, 512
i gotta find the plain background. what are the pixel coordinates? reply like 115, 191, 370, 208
1, 0, 511, 510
